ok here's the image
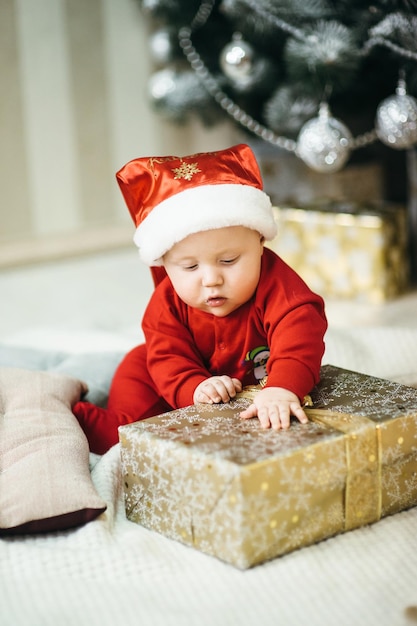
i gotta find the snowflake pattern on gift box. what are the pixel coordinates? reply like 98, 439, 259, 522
312, 365, 417, 420
270, 206, 408, 302
120, 365, 417, 568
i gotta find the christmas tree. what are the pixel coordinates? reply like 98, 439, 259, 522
138, 0, 417, 276
139, 0, 417, 172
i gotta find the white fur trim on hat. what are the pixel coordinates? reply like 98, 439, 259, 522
133, 184, 277, 266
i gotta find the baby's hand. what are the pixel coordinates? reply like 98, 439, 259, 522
239, 387, 308, 430
193, 376, 242, 405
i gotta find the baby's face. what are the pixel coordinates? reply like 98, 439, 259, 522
163, 226, 264, 317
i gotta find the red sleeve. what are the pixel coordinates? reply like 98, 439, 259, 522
258, 249, 327, 399
142, 280, 210, 408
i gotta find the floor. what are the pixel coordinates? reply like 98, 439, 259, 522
0, 248, 154, 352
2, 248, 416, 626
2, 246, 417, 396
1, 246, 417, 357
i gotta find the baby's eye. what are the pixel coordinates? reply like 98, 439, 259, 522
221, 256, 239, 265
183, 264, 198, 271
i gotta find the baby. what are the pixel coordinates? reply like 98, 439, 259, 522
73, 143, 327, 453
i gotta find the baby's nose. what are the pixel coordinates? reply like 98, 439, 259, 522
202, 267, 223, 286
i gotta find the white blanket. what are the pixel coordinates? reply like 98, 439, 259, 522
1, 444, 416, 626
1, 326, 417, 626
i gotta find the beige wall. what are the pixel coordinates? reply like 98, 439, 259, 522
0, 0, 234, 266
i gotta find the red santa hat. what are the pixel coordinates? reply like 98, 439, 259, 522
116, 143, 277, 266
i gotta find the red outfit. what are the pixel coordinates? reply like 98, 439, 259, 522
74, 248, 327, 454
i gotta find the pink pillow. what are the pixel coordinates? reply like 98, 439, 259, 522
0, 368, 106, 534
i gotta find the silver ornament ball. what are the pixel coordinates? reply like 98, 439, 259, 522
296, 103, 352, 173
148, 68, 177, 102
219, 34, 255, 83
149, 27, 178, 66
376, 83, 417, 150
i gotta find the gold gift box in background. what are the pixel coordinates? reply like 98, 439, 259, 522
119, 365, 417, 569
267, 203, 409, 303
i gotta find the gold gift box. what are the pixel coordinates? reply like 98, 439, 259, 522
119, 365, 417, 569
267, 203, 409, 303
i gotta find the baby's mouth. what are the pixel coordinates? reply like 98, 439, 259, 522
206, 296, 226, 308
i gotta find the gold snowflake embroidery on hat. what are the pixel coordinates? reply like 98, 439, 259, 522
172, 162, 201, 181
